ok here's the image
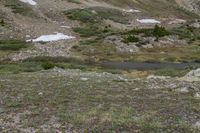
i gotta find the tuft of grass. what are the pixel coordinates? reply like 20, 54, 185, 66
41, 62, 56, 70
67, 0, 81, 4
0, 19, 5, 26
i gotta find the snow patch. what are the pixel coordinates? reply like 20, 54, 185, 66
137, 19, 160, 24
123, 9, 141, 13
19, 0, 37, 5
60, 26, 71, 29
27, 33, 75, 42
168, 19, 186, 24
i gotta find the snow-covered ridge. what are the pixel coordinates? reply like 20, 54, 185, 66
27, 33, 75, 42
19, 0, 37, 6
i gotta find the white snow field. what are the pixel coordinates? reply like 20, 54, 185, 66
137, 19, 161, 24
19, 0, 37, 5
122, 9, 141, 13
27, 33, 75, 42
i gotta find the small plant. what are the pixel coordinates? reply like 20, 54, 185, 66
41, 62, 55, 70
123, 34, 139, 43
0, 19, 5, 26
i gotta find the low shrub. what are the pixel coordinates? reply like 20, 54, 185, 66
153, 25, 170, 38
123, 34, 139, 43
64, 8, 98, 23
0, 19, 5, 26
41, 62, 55, 70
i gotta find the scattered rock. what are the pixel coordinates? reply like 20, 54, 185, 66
193, 121, 200, 128
147, 75, 171, 80
168, 19, 186, 24
80, 77, 88, 81
176, 87, 189, 93
155, 35, 187, 47
0, 108, 4, 114
38, 92, 43, 95
190, 22, 200, 28
180, 68, 200, 82
105, 35, 140, 53
194, 92, 200, 98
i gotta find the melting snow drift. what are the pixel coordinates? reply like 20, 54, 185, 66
19, 0, 37, 5
123, 9, 141, 13
27, 33, 75, 42
137, 19, 160, 24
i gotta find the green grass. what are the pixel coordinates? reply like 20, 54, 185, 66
0, 62, 42, 73
79, 39, 99, 45
73, 23, 200, 63
73, 25, 103, 37
67, 0, 81, 4
4, 0, 37, 17
65, 7, 131, 24
64, 8, 99, 23
171, 25, 200, 41
0, 40, 29, 51
23, 56, 85, 64
152, 67, 196, 77
0, 71, 199, 132
124, 25, 170, 38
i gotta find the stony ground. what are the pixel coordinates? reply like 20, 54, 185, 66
0, 68, 200, 132
1, 0, 200, 132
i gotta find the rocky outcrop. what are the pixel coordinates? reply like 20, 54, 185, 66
180, 68, 200, 82
176, 0, 200, 16
105, 35, 140, 53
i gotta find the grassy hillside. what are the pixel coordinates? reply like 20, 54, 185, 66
95, 0, 199, 18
